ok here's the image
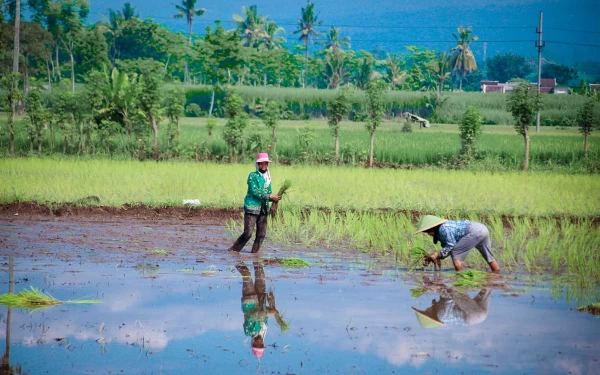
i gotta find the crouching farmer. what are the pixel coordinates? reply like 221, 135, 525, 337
415, 215, 500, 273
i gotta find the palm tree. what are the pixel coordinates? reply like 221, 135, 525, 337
321, 26, 350, 52
10, 0, 20, 155
354, 52, 378, 90
294, 1, 321, 88
385, 53, 406, 90
121, 2, 138, 20
430, 52, 451, 93
260, 20, 286, 50
12, 0, 20, 76
323, 48, 345, 89
173, 0, 206, 83
100, 9, 125, 64
449, 26, 478, 91
233, 5, 263, 48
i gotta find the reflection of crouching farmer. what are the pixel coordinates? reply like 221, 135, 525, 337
236, 262, 285, 358
415, 215, 500, 273
413, 288, 492, 327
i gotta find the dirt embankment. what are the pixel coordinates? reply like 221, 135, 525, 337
0, 202, 598, 228
0, 202, 240, 224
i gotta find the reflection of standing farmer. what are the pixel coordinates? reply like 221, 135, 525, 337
415, 215, 500, 273
413, 288, 492, 327
236, 261, 285, 358
228, 153, 281, 253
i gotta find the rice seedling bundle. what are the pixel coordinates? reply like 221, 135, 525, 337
0, 286, 101, 311
409, 247, 430, 270
269, 179, 292, 218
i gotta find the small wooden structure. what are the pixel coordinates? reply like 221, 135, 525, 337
403, 112, 430, 128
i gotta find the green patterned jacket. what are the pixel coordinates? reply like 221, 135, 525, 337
243, 171, 272, 214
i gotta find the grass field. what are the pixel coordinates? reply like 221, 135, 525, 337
2, 158, 598, 217
3, 114, 598, 172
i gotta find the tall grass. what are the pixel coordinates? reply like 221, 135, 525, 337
3, 115, 598, 172
1, 158, 599, 217
260, 208, 600, 282
177, 85, 591, 126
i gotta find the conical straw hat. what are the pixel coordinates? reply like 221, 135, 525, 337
414, 215, 447, 234
412, 307, 444, 328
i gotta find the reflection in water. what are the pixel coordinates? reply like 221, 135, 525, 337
236, 261, 288, 359
413, 288, 492, 328
1, 256, 26, 375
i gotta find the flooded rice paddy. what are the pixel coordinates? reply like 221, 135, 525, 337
1, 214, 599, 375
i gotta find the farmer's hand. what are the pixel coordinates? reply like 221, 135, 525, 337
270, 194, 281, 202
423, 252, 441, 268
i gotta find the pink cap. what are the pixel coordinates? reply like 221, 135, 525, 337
252, 347, 265, 358
256, 153, 271, 163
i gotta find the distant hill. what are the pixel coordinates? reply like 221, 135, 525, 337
88, 0, 600, 64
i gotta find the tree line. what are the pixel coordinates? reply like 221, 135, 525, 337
1, 0, 598, 169
1, 0, 595, 94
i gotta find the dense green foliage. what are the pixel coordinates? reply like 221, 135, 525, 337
458, 106, 482, 160
1, 116, 599, 172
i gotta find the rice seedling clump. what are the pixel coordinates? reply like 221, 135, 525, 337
277, 257, 310, 267
0, 286, 101, 311
452, 270, 490, 287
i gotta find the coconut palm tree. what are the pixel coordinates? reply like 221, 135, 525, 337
121, 2, 138, 20
260, 20, 286, 50
323, 48, 346, 89
173, 0, 206, 83
449, 26, 478, 91
233, 5, 264, 48
294, 1, 321, 88
430, 52, 451, 93
321, 26, 350, 52
385, 53, 406, 90
12, 0, 20, 75
100, 9, 125, 64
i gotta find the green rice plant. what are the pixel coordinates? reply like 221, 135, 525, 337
452, 270, 489, 288
178, 268, 194, 273
409, 247, 429, 270
0, 286, 101, 311
2, 153, 600, 216
274, 313, 291, 332
276, 257, 310, 267
270, 179, 293, 218
152, 249, 168, 256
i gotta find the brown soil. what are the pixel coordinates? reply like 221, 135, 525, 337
576, 306, 600, 316
0, 202, 239, 224
1, 202, 597, 229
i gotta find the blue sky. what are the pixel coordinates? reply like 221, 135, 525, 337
87, 1, 600, 63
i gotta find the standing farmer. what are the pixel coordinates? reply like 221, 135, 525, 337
228, 153, 281, 253
415, 215, 500, 273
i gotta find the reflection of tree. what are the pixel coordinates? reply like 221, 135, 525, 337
1, 256, 28, 375
413, 288, 492, 327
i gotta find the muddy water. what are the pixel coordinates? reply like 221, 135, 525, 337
1, 216, 599, 375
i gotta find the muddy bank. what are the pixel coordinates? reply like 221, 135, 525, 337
1, 202, 598, 228
0, 202, 240, 223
